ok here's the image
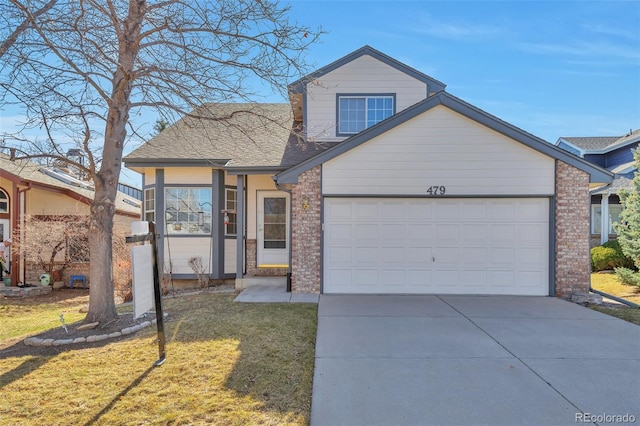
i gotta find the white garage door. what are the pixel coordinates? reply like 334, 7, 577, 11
323, 198, 549, 295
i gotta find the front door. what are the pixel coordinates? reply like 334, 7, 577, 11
257, 191, 289, 267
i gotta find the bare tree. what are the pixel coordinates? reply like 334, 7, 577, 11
17, 214, 90, 281
0, 0, 320, 323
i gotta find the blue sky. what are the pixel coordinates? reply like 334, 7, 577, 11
286, 0, 640, 142
1, 1, 639, 187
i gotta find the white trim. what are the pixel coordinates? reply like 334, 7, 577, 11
257, 191, 290, 267
601, 194, 609, 244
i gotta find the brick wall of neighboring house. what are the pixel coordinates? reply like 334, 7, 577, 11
25, 262, 90, 287
555, 161, 591, 299
291, 165, 322, 293
245, 239, 287, 276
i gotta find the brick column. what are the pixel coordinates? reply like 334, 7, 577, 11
555, 161, 591, 299
290, 166, 322, 293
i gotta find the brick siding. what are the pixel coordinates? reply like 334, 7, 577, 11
290, 166, 322, 293
245, 239, 287, 276
555, 161, 591, 299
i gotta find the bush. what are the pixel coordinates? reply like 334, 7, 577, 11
590, 240, 635, 271
614, 267, 640, 288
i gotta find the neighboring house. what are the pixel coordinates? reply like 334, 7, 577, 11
0, 153, 141, 286
124, 45, 613, 300
556, 129, 640, 247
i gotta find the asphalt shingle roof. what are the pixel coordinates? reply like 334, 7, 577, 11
125, 103, 330, 169
0, 154, 140, 215
560, 136, 621, 150
560, 129, 640, 151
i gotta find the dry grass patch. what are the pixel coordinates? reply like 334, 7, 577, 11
591, 273, 640, 305
590, 273, 640, 326
0, 291, 89, 345
0, 292, 317, 425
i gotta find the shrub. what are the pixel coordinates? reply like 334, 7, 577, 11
590, 240, 635, 271
614, 267, 640, 288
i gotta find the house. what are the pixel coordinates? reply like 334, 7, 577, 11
124, 45, 613, 300
556, 129, 640, 247
0, 153, 141, 286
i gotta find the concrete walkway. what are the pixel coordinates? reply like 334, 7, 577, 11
233, 284, 319, 303
311, 295, 640, 426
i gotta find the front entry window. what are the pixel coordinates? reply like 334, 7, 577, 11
165, 187, 212, 234
263, 198, 286, 249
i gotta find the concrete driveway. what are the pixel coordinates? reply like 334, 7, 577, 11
311, 295, 640, 426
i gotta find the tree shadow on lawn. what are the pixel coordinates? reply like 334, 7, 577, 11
158, 294, 319, 419
0, 293, 318, 423
0, 356, 50, 390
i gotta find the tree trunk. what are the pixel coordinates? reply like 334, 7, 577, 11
85, 0, 145, 323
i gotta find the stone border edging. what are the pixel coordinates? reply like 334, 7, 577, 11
23, 318, 159, 347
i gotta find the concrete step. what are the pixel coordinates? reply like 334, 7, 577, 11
237, 276, 287, 289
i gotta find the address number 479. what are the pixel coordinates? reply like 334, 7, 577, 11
426, 186, 446, 196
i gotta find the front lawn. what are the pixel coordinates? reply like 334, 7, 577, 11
590, 272, 640, 305
590, 273, 640, 326
0, 292, 317, 425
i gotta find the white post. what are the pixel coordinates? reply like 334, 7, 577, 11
601, 193, 610, 244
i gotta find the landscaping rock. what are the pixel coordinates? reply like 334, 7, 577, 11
77, 322, 99, 331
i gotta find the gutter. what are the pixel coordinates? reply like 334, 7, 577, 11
590, 285, 640, 309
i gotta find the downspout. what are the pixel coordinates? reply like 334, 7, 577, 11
274, 180, 292, 293
589, 285, 640, 308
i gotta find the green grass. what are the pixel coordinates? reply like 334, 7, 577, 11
590, 273, 640, 325
0, 293, 317, 425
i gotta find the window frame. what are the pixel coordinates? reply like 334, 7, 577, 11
225, 187, 237, 236
336, 93, 396, 136
164, 186, 212, 235
591, 203, 623, 235
0, 189, 9, 214
144, 188, 155, 222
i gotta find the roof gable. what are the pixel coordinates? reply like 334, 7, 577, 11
276, 92, 613, 185
288, 45, 447, 95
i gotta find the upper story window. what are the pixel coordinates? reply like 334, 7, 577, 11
0, 189, 8, 213
337, 94, 395, 135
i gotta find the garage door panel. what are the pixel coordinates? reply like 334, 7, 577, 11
518, 224, 547, 243
353, 247, 378, 265
434, 247, 459, 265
327, 247, 353, 265
354, 202, 379, 219
409, 224, 433, 240
489, 224, 518, 244
435, 224, 460, 243
460, 224, 487, 243
406, 202, 433, 221
381, 247, 407, 264
380, 224, 406, 241
517, 248, 546, 266
460, 247, 487, 265
353, 269, 379, 287
327, 223, 353, 242
435, 203, 460, 220
324, 198, 548, 295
